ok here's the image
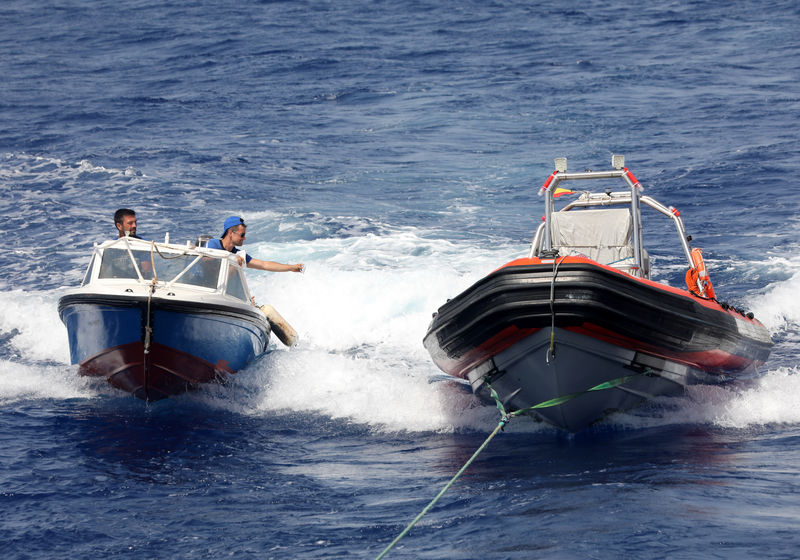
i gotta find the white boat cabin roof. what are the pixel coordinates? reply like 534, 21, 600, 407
79, 235, 255, 304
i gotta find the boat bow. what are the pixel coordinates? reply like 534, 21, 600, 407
424, 156, 773, 431
59, 236, 273, 400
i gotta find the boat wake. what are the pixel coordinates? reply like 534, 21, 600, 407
1, 223, 798, 433
607, 366, 800, 431
749, 268, 800, 336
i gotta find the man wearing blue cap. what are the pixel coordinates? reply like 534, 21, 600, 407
206, 216, 304, 273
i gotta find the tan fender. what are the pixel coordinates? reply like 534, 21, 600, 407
259, 304, 298, 347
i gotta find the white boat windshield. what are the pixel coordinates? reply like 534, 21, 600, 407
225, 264, 248, 301
98, 247, 221, 289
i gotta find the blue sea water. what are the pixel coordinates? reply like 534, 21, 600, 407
2, 0, 800, 558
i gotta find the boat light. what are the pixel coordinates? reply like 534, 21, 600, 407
612, 154, 625, 169
554, 157, 567, 172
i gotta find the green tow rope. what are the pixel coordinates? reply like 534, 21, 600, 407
496, 372, 646, 414
373, 369, 651, 559
373, 419, 507, 560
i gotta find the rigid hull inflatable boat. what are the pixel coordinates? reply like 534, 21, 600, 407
423, 156, 772, 432
59, 235, 293, 401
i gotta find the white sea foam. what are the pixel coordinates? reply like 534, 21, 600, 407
0, 289, 70, 363
604, 367, 799, 431
748, 269, 800, 334
241, 350, 502, 433
228, 227, 525, 432
0, 359, 94, 404
1, 220, 797, 435
0, 152, 143, 181
697, 367, 800, 428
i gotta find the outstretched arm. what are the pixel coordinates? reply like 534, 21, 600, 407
247, 258, 304, 273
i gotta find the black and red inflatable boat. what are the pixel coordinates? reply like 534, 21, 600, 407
423, 156, 772, 432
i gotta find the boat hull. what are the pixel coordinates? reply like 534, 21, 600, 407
424, 258, 773, 431
59, 293, 270, 401
468, 328, 710, 432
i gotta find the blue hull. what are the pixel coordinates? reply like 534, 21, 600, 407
58, 294, 270, 400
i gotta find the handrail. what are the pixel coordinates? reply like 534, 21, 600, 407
535, 164, 695, 275
640, 196, 692, 265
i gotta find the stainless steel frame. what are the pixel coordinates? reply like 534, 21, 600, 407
530, 156, 693, 278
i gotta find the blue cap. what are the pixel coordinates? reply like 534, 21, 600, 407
223, 216, 245, 236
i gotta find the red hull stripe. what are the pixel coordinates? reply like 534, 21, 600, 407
445, 319, 760, 380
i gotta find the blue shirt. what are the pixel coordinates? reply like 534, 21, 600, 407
206, 238, 252, 264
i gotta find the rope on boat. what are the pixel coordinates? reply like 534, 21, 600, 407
483, 369, 652, 419
142, 277, 157, 402
547, 255, 567, 363
373, 369, 652, 559
152, 242, 192, 260
141, 242, 164, 401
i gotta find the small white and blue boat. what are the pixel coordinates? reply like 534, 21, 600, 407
58, 235, 294, 401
